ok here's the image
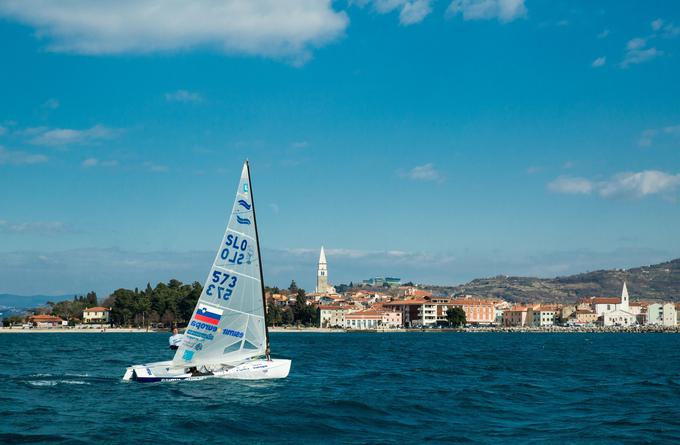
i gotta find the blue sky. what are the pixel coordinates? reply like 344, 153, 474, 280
1, 0, 679, 296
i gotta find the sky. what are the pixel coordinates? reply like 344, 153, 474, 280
1, 0, 679, 297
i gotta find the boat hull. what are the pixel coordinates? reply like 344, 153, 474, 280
123, 358, 291, 383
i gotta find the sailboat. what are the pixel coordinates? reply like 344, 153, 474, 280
123, 161, 291, 382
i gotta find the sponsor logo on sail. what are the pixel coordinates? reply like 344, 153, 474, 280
187, 329, 214, 341
238, 199, 251, 210
243, 183, 248, 193
182, 350, 194, 361
222, 328, 245, 338
195, 303, 223, 325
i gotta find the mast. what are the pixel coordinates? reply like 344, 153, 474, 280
245, 160, 270, 350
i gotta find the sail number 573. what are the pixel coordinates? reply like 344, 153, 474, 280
207, 270, 238, 301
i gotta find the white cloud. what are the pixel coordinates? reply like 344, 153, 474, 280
357, 0, 433, 26
638, 123, 680, 147
638, 128, 657, 147
399, 163, 445, 183
626, 37, 646, 50
591, 56, 606, 68
144, 161, 169, 172
0, 146, 48, 165
291, 141, 309, 149
621, 46, 662, 68
399, 0, 432, 25
0, 219, 72, 234
526, 166, 542, 174
27, 124, 116, 146
548, 170, 680, 199
41, 98, 60, 110
447, 0, 527, 23
82, 158, 98, 168
0, 0, 348, 63
620, 37, 662, 68
598, 171, 680, 199
0, 125, 6, 135
82, 158, 118, 168
597, 29, 610, 39
268, 203, 280, 214
547, 176, 593, 195
651, 18, 663, 32
165, 90, 203, 103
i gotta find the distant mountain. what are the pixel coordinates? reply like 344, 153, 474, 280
438, 258, 680, 303
0, 294, 74, 309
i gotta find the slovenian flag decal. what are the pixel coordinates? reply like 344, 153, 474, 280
195, 303, 223, 325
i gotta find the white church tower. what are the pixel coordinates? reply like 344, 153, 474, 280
316, 246, 329, 294
621, 281, 629, 311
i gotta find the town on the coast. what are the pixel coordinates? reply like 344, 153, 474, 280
2, 246, 679, 332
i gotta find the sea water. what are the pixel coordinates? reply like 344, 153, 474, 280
1, 332, 679, 444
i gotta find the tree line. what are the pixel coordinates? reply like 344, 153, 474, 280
6, 278, 319, 328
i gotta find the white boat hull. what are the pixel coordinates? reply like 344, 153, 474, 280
123, 358, 291, 382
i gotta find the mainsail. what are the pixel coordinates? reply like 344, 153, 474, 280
173, 161, 268, 368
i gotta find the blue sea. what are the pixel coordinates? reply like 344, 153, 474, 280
1, 332, 680, 444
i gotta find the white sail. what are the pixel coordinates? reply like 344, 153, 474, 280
173, 161, 267, 367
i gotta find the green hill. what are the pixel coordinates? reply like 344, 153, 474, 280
439, 258, 680, 303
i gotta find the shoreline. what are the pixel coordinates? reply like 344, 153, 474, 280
2, 326, 679, 334
0, 327, 154, 334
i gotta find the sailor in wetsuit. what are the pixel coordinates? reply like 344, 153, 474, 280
169, 327, 183, 350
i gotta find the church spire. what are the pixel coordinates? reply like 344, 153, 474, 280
316, 246, 329, 293
621, 281, 629, 310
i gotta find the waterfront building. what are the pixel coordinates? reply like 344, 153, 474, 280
527, 306, 556, 327
586, 282, 637, 327
318, 305, 353, 328
560, 305, 576, 321
628, 302, 646, 316
502, 307, 529, 327
82, 307, 111, 324
646, 303, 677, 327
602, 309, 637, 326
344, 309, 383, 329
28, 314, 65, 327
574, 310, 598, 325
383, 298, 432, 327
381, 310, 402, 328
446, 298, 496, 325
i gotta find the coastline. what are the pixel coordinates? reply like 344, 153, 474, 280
0, 327, 154, 334
3, 325, 679, 334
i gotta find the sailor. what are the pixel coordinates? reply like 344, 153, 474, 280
169, 327, 183, 350
265, 345, 271, 361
